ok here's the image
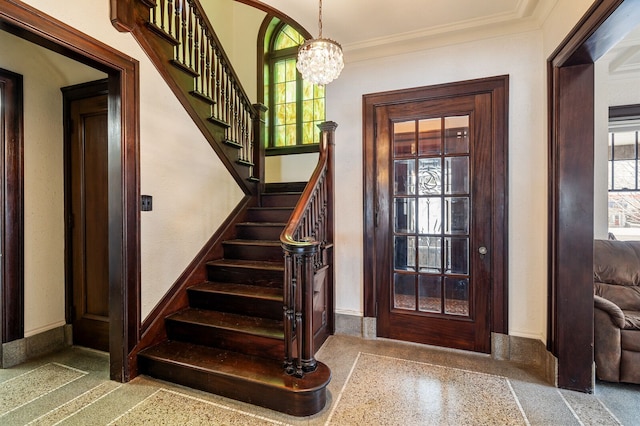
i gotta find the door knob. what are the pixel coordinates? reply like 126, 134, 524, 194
478, 246, 488, 255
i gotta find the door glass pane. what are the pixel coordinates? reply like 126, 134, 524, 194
419, 118, 441, 155
444, 116, 469, 154
445, 156, 469, 195
419, 275, 442, 313
419, 236, 441, 273
418, 198, 442, 234
394, 120, 416, 157
395, 198, 416, 233
394, 273, 416, 310
418, 158, 441, 195
394, 235, 416, 271
445, 197, 469, 235
445, 277, 469, 316
394, 160, 416, 195
444, 237, 469, 275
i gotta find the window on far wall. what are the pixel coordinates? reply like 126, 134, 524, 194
608, 104, 640, 240
261, 19, 325, 155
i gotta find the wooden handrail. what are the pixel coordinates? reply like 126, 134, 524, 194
281, 121, 337, 377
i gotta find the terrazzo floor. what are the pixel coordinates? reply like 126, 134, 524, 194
1, 334, 639, 425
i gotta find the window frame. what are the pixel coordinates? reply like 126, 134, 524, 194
259, 19, 322, 156
608, 104, 640, 192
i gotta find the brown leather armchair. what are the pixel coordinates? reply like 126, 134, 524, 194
593, 239, 640, 384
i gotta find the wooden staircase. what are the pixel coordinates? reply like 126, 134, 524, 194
138, 183, 331, 416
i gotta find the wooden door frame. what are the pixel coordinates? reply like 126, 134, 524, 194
0, 67, 24, 344
363, 76, 509, 336
0, 0, 140, 381
548, 0, 640, 392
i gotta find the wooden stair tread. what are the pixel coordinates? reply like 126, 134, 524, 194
168, 308, 283, 339
237, 222, 286, 227
190, 282, 282, 301
223, 239, 280, 246
139, 340, 331, 393
207, 258, 284, 271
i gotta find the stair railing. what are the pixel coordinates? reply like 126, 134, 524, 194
147, 0, 259, 177
281, 122, 337, 377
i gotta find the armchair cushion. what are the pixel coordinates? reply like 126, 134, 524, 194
594, 239, 640, 286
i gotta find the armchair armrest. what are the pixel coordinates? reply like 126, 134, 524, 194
595, 295, 626, 329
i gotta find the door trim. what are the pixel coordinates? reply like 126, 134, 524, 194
363, 76, 509, 335
547, 0, 640, 392
0, 67, 24, 344
0, 0, 140, 381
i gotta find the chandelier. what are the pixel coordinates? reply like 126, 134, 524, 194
296, 0, 344, 86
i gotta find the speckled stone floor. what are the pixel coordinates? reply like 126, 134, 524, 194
0, 335, 638, 425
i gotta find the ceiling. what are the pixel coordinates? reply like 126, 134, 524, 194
258, 0, 558, 59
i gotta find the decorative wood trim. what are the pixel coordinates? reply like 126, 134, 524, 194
0, 67, 24, 344
362, 76, 509, 335
0, 0, 141, 382
547, 0, 640, 393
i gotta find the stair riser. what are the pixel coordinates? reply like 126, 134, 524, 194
137, 356, 328, 417
260, 193, 301, 208
166, 320, 283, 360
236, 225, 283, 240
222, 243, 284, 262
187, 290, 283, 321
206, 264, 283, 287
247, 208, 293, 222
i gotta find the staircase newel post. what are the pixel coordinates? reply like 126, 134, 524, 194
253, 103, 267, 196
318, 121, 337, 333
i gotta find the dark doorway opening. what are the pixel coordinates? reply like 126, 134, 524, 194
0, 1, 139, 381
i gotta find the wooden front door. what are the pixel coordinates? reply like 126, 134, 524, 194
67, 91, 109, 352
373, 88, 500, 353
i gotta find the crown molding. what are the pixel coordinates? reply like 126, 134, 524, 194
343, 0, 557, 63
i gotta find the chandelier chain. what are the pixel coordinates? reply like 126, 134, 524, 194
318, 0, 323, 38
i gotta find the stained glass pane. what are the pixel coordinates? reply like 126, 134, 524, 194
303, 122, 314, 144
418, 158, 441, 195
274, 25, 305, 50
267, 24, 324, 148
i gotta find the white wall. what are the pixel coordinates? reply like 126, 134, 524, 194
17, 0, 244, 327
0, 31, 105, 337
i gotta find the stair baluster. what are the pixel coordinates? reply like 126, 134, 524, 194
281, 122, 337, 377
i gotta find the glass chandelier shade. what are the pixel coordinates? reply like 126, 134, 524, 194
296, 0, 344, 85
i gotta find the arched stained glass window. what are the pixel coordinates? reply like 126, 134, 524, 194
262, 20, 325, 154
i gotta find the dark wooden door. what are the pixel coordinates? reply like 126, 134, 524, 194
69, 94, 109, 352
375, 93, 493, 353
